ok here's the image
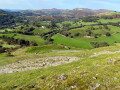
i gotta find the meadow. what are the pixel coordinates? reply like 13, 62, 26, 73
0, 33, 45, 45
98, 19, 120, 23
52, 33, 120, 49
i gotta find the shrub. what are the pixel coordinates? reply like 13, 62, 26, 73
106, 32, 111, 36
90, 42, 109, 48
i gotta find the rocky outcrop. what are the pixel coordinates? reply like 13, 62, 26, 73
0, 56, 81, 74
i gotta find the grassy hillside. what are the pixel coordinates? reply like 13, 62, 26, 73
98, 11, 120, 15
52, 33, 120, 49
98, 19, 120, 23
14, 34, 45, 45
1, 44, 120, 89
25, 44, 69, 53
1, 9, 120, 90
52, 34, 94, 49
0, 33, 45, 45
70, 25, 120, 37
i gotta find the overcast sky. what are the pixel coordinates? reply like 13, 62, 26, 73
0, 0, 119, 11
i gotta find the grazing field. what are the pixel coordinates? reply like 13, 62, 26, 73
98, 11, 120, 15
0, 39, 18, 48
0, 29, 13, 32
98, 19, 120, 23
32, 27, 51, 35
0, 33, 45, 45
0, 33, 15, 38
70, 25, 120, 37
25, 45, 69, 53
76, 33, 120, 46
52, 34, 94, 49
56, 21, 97, 29
52, 33, 120, 49
14, 34, 45, 45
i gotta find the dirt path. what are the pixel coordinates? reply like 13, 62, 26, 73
51, 50, 82, 53
90, 50, 120, 57
0, 56, 81, 74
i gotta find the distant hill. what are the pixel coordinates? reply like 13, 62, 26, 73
0, 9, 7, 14
0, 9, 15, 28
3, 9, 20, 12
96, 11, 120, 19
16, 8, 111, 18
0, 9, 24, 29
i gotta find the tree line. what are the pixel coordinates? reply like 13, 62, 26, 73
0, 35, 38, 46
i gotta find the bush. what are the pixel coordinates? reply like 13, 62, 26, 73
90, 42, 109, 48
106, 32, 111, 36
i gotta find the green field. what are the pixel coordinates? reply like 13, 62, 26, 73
99, 11, 120, 15
70, 25, 120, 37
0, 39, 18, 48
0, 33, 45, 45
25, 44, 69, 53
14, 34, 45, 45
56, 21, 97, 29
52, 33, 94, 49
0, 33, 15, 38
52, 33, 120, 49
0, 29, 14, 32
98, 19, 120, 23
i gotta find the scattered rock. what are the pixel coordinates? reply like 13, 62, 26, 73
12, 85, 18, 88
93, 77, 97, 80
60, 73, 68, 80
96, 64, 101, 66
42, 62, 46, 67
76, 66, 80, 69
108, 59, 116, 63
64, 46, 70, 49
115, 86, 120, 89
90, 50, 120, 57
96, 74, 99, 76
114, 77, 118, 80
114, 60, 120, 66
73, 70, 76, 73
70, 85, 76, 89
17, 61, 20, 63
93, 83, 101, 90
0, 56, 81, 74
28, 85, 35, 88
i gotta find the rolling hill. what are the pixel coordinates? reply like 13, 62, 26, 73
1, 8, 120, 90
